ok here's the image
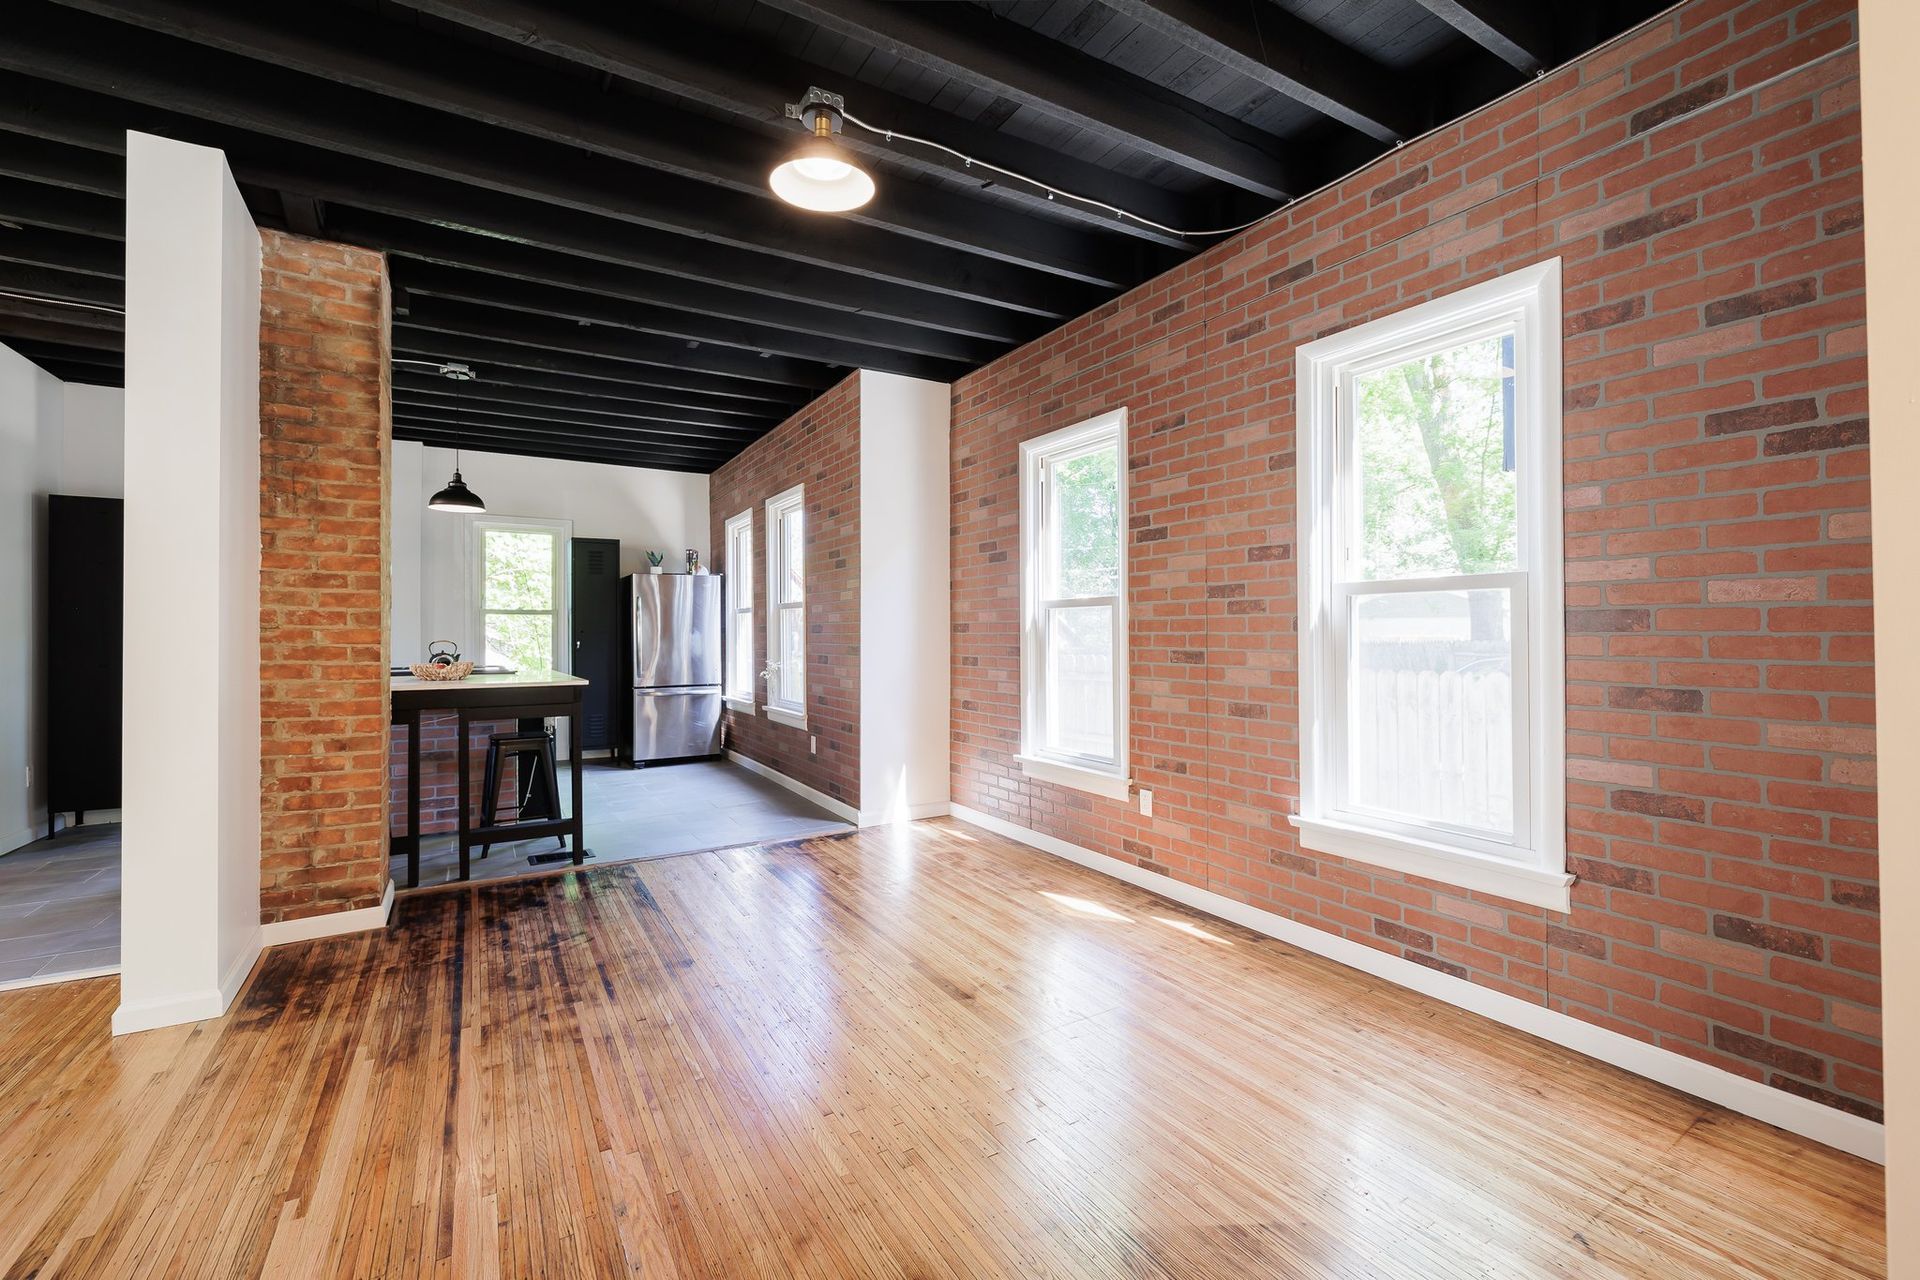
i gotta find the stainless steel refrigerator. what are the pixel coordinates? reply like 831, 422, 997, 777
626, 572, 724, 764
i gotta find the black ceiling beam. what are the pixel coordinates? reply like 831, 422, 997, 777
0, 223, 122, 278
390, 329, 808, 409
392, 375, 780, 431
397, 296, 835, 393
2, 335, 121, 370
1410, 0, 1549, 74
394, 420, 732, 473
49, 0, 1167, 288
23, 355, 121, 386
0, 257, 121, 309
0, 78, 1044, 343
0, 290, 120, 333
754, 0, 1302, 199
391, 260, 971, 384
393, 394, 757, 443
393, 426, 721, 475
0, 172, 123, 236
391, 366, 786, 423
386, 0, 1200, 250
1097, 0, 1416, 143
394, 402, 750, 453
0, 6, 1100, 320
0, 130, 122, 196
326, 209, 1001, 367
0, 311, 122, 352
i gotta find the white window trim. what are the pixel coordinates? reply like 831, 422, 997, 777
1293, 259, 1570, 913
467, 514, 571, 675
763, 483, 807, 731
723, 508, 756, 713
1018, 408, 1131, 801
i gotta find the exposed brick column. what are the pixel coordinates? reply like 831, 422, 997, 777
258, 229, 392, 924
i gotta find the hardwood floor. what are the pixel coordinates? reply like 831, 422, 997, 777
0, 820, 1885, 1278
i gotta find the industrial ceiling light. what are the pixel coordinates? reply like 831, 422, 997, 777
769, 87, 874, 213
428, 449, 486, 513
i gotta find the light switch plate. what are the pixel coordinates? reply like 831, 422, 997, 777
1139, 787, 1153, 818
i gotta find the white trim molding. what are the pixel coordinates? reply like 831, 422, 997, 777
0, 963, 119, 995
112, 925, 261, 1037
727, 750, 859, 825
1289, 813, 1572, 912
259, 878, 397, 948
948, 804, 1884, 1165
764, 705, 808, 732
1016, 754, 1133, 802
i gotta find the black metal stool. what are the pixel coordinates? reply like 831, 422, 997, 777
479, 726, 564, 859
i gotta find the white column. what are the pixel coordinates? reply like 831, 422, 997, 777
857, 370, 951, 824
114, 132, 263, 1035
1862, 1, 1916, 1272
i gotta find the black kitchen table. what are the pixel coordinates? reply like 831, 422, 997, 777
389, 669, 590, 888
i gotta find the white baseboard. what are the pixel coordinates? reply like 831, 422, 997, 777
859, 801, 952, 826
0, 824, 41, 857
111, 927, 263, 1036
727, 751, 861, 824
948, 804, 1886, 1165
0, 963, 119, 994
259, 879, 397, 948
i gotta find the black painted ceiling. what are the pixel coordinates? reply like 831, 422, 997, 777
0, 0, 1669, 471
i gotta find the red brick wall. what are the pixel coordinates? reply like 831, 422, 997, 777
951, 0, 1879, 1120
258, 230, 393, 924
388, 713, 518, 835
709, 374, 861, 810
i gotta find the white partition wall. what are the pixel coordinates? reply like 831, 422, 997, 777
857, 371, 951, 824
115, 132, 264, 1035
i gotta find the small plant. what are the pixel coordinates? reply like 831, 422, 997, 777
646, 550, 665, 567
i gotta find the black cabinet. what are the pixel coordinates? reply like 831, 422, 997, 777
568, 537, 622, 753
46, 495, 123, 837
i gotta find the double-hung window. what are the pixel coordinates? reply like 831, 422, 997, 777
1294, 260, 1569, 910
723, 509, 755, 710
472, 517, 569, 675
1018, 409, 1130, 800
763, 484, 806, 729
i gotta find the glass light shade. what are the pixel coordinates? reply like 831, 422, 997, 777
428, 470, 486, 513
770, 135, 875, 212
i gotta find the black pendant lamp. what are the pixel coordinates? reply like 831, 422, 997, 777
428, 450, 486, 513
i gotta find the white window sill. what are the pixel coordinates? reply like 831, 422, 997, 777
724, 695, 756, 715
1288, 814, 1573, 913
1017, 754, 1132, 802
764, 705, 807, 731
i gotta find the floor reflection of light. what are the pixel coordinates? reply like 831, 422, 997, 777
1151, 916, 1232, 945
1039, 891, 1133, 922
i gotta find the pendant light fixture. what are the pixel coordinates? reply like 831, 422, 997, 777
769, 88, 875, 213
428, 450, 486, 513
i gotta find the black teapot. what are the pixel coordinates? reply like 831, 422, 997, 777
427, 640, 462, 668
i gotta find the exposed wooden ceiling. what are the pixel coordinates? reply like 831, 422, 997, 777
0, 0, 1668, 471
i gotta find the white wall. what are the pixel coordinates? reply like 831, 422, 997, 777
59, 383, 126, 498
857, 371, 951, 824
0, 346, 64, 855
1861, 0, 1915, 1271
390, 440, 709, 665
115, 132, 262, 1035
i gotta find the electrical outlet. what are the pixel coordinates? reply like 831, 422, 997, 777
809, 734, 818, 756
1138, 787, 1153, 818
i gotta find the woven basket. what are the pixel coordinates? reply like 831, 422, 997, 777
408, 660, 475, 681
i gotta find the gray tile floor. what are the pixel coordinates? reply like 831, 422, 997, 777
397, 757, 854, 889
0, 821, 120, 985
0, 760, 850, 984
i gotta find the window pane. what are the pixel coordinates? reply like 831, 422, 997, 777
729, 608, 754, 695
1047, 445, 1120, 598
485, 610, 553, 675
1044, 604, 1115, 761
781, 508, 805, 603
1345, 588, 1513, 837
482, 529, 555, 609
777, 607, 805, 706
1353, 334, 1517, 580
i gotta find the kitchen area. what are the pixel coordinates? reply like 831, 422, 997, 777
385, 443, 850, 889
